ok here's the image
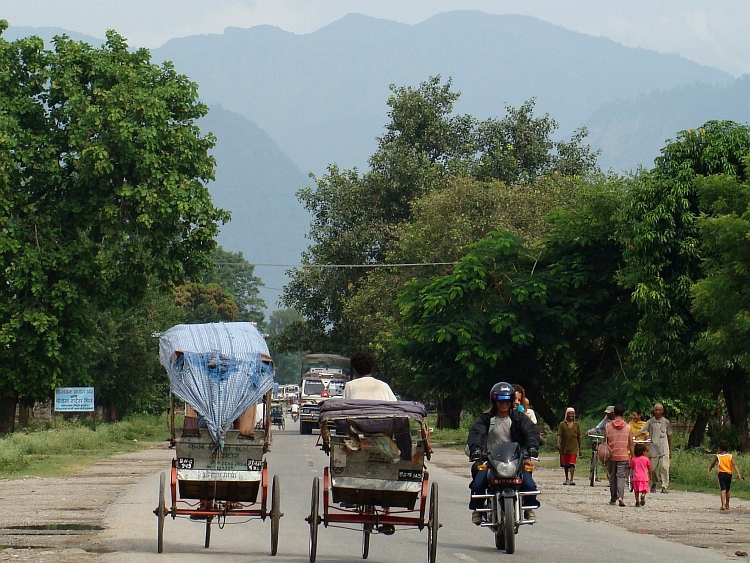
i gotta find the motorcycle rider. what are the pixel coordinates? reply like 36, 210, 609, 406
290, 402, 299, 421
467, 381, 541, 525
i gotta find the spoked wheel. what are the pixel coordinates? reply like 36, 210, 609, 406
270, 475, 281, 556
309, 476, 320, 563
589, 450, 596, 487
503, 496, 515, 555
204, 517, 212, 548
156, 471, 166, 553
627, 471, 633, 493
427, 482, 439, 563
282, 418, 286, 431
362, 524, 371, 559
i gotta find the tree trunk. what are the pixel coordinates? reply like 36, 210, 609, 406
688, 378, 722, 449
0, 395, 17, 434
17, 404, 30, 428
723, 368, 750, 453
687, 408, 711, 449
436, 396, 462, 429
524, 389, 556, 428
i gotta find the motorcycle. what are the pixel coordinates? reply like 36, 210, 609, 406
470, 442, 540, 554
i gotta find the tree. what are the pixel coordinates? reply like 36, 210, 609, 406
691, 167, 750, 451
397, 176, 633, 425
174, 282, 239, 323
282, 76, 597, 360
0, 25, 228, 431
619, 121, 750, 450
83, 289, 185, 419
204, 247, 265, 324
266, 308, 304, 384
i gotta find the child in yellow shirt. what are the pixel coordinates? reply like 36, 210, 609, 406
708, 440, 743, 510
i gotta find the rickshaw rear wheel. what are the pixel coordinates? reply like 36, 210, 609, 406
428, 482, 439, 563
270, 475, 281, 556
157, 471, 166, 553
204, 517, 212, 548
309, 476, 320, 563
362, 524, 371, 559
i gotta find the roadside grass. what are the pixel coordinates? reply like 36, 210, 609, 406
0, 414, 172, 479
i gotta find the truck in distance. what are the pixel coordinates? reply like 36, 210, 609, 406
298, 354, 351, 435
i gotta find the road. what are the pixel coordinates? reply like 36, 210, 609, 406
99, 419, 731, 563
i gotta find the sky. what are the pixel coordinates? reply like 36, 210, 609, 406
2, 0, 749, 77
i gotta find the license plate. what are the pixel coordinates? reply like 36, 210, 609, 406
247, 459, 263, 471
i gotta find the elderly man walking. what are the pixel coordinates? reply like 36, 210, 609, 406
637, 403, 672, 493
557, 407, 582, 485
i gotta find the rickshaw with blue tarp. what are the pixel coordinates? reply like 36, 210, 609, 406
306, 398, 440, 563
153, 322, 282, 555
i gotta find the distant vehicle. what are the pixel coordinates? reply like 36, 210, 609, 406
298, 354, 351, 435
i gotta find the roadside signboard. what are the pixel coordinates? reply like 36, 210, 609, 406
55, 387, 95, 412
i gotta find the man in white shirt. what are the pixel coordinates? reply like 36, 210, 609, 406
343, 352, 397, 401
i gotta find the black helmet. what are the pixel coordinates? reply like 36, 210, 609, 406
490, 382, 514, 403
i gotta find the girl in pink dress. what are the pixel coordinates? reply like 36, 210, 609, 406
629, 443, 652, 506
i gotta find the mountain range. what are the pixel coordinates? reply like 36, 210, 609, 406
8, 12, 750, 312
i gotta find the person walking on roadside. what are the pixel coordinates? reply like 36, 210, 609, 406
605, 404, 633, 507
636, 403, 672, 493
708, 439, 743, 510
629, 443, 651, 507
557, 407, 582, 485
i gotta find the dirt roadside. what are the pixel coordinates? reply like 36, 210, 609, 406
0, 444, 748, 561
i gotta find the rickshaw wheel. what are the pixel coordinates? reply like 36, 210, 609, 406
309, 476, 320, 563
157, 471, 166, 553
204, 517, 212, 548
428, 482, 438, 563
362, 524, 371, 559
270, 475, 281, 556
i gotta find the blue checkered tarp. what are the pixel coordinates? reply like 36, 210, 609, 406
158, 322, 275, 446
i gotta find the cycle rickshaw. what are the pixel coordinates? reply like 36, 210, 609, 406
154, 322, 282, 555
307, 399, 440, 563
271, 403, 285, 431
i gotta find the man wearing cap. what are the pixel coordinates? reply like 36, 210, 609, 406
557, 407, 582, 485
587, 405, 616, 436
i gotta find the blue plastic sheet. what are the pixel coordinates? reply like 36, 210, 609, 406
158, 322, 275, 446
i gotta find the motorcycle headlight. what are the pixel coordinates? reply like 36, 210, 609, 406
494, 459, 521, 478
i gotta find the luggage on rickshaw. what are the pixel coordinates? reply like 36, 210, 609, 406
153, 322, 282, 555
307, 398, 440, 562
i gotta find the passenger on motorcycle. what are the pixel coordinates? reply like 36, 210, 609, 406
467, 381, 541, 525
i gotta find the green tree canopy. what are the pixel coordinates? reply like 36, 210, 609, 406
0, 24, 228, 427
619, 121, 750, 449
281, 76, 598, 358
203, 247, 265, 324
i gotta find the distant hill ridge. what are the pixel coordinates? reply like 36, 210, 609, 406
152, 11, 731, 174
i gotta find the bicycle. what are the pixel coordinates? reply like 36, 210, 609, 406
588, 435, 604, 487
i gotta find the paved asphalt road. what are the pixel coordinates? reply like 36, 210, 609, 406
100, 419, 729, 562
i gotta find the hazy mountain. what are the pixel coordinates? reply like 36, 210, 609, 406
199, 106, 311, 311
5, 26, 102, 46
587, 74, 750, 172
152, 11, 731, 175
